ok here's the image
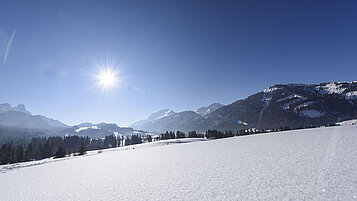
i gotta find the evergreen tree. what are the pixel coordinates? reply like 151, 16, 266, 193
15, 145, 24, 162
25, 143, 33, 161
54, 146, 66, 158
0, 144, 11, 165
78, 142, 86, 155
147, 135, 152, 142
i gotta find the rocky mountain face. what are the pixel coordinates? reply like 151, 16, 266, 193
0, 103, 68, 130
196, 103, 224, 118
0, 103, 30, 114
131, 81, 357, 132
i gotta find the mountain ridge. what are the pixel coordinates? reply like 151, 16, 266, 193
0, 103, 68, 130
131, 81, 357, 132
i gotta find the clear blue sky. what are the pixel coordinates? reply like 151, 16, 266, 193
0, 0, 356, 126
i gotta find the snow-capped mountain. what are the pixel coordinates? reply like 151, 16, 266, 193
130, 109, 207, 133
131, 104, 225, 132
147, 109, 176, 120
130, 109, 175, 129
0, 103, 68, 130
207, 81, 357, 130
196, 103, 224, 118
131, 81, 357, 133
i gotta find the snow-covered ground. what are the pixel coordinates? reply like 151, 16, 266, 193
338, 119, 357, 126
1, 126, 357, 200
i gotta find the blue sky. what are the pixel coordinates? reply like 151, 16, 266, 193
0, 0, 357, 126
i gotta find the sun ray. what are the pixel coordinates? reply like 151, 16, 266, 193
95, 66, 119, 93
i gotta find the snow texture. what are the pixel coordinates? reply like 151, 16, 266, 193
317, 83, 347, 94
155, 109, 174, 120
263, 86, 280, 93
75, 126, 99, 133
196, 103, 224, 117
277, 94, 306, 102
1, 126, 357, 200
345, 91, 357, 99
338, 119, 357, 126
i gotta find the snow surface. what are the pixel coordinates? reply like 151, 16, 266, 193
1, 126, 357, 200
155, 109, 174, 120
74, 125, 99, 133
346, 91, 357, 100
263, 86, 280, 93
317, 83, 347, 94
338, 119, 357, 126
196, 103, 224, 117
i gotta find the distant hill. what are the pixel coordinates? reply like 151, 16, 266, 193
57, 122, 148, 139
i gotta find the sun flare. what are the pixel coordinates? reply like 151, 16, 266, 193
96, 67, 119, 92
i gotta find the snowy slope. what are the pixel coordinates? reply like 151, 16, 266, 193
338, 119, 357, 126
1, 126, 357, 200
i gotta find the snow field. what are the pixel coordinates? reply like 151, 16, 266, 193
0, 126, 356, 200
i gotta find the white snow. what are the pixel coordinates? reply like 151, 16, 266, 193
337, 119, 357, 126
277, 94, 306, 102
203, 108, 211, 116
300, 109, 325, 118
155, 109, 174, 120
295, 101, 317, 110
74, 125, 99, 133
1, 126, 357, 200
317, 83, 347, 94
263, 87, 280, 93
345, 91, 357, 99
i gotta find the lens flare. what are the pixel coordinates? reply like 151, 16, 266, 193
4, 30, 16, 64
95, 67, 119, 92
237, 120, 248, 126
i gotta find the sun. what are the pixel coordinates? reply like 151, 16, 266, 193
96, 67, 119, 92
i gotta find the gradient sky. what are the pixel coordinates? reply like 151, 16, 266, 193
0, 0, 357, 126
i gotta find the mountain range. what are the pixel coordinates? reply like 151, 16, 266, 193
0, 104, 142, 143
131, 81, 357, 132
1, 81, 356, 139
0, 103, 68, 130
130, 103, 224, 133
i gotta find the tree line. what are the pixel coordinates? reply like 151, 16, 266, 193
0, 134, 147, 165
0, 123, 339, 165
